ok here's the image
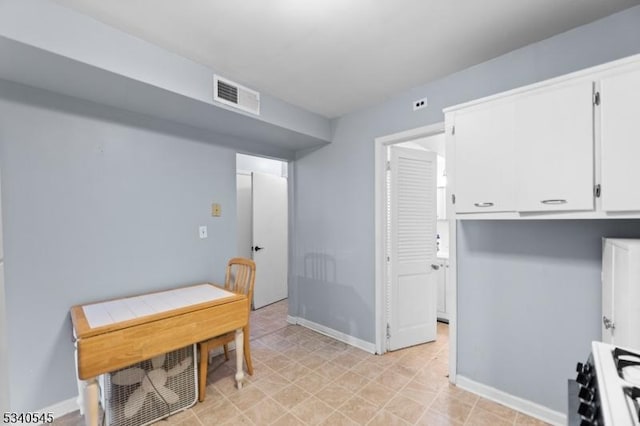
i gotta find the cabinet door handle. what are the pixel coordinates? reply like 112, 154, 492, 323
474, 202, 494, 208
541, 199, 567, 205
431, 264, 440, 270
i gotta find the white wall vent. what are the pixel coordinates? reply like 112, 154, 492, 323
213, 75, 260, 115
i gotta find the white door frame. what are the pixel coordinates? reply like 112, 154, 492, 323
374, 122, 457, 382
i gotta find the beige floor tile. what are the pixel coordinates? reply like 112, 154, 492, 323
387, 360, 421, 378
413, 367, 449, 391
270, 412, 306, 426
473, 398, 517, 422
254, 371, 291, 396
293, 371, 334, 394
344, 346, 371, 361
252, 345, 281, 363
287, 345, 315, 360
385, 394, 429, 424
278, 362, 313, 382
173, 415, 203, 426
465, 406, 513, 426
375, 369, 411, 391
397, 379, 439, 406
338, 396, 379, 424
318, 411, 360, 426
514, 412, 552, 425
195, 400, 241, 424
272, 339, 299, 353
314, 346, 341, 360
192, 391, 225, 414
269, 354, 297, 371
220, 413, 254, 425
367, 409, 412, 426
336, 370, 371, 393
316, 363, 349, 381
440, 384, 480, 406
244, 397, 288, 425
357, 381, 397, 406
332, 352, 363, 368
350, 359, 387, 380
416, 409, 464, 426
430, 394, 474, 424
229, 384, 268, 411
272, 384, 312, 410
299, 353, 329, 370
165, 408, 199, 424
213, 375, 243, 395
314, 382, 356, 408
290, 396, 335, 425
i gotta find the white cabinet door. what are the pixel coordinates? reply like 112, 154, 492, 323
515, 81, 594, 212
453, 100, 516, 213
600, 69, 640, 212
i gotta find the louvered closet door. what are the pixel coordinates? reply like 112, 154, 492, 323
388, 147, 437, 351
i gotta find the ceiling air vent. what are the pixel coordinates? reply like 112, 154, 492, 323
213, 75, 260, 115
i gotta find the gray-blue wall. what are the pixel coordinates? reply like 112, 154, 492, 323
0, 80, 240, 410
457, 220, 640, 410
292, 4, 640, 413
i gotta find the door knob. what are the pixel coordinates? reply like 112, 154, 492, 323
253, 246, 264, 252
431, 264, 440, 270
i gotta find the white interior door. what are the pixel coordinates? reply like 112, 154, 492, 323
388, 147, 438, 351
236, 174, 253, 259
252, 172, 288, 309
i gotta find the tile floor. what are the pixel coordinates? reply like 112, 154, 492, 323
55, 300, 549, 425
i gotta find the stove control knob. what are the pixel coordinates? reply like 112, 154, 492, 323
578, 402, 595, 419
578, 386, 594, 402
576, 372, 592, 387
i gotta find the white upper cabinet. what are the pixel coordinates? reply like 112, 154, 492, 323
600, 68, 640, 212
454, 100, 516, 213
514, 81, 595, 212
446, 54, 640, 219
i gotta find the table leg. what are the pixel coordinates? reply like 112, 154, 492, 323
234, 328, 245, 389
74, 342, 84, 415
83, 377, 99, 426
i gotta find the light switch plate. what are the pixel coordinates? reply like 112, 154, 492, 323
199, 226, 207, 239
211, 203, 221, 217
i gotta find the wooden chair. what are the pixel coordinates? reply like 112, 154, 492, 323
198, 257, 255, 402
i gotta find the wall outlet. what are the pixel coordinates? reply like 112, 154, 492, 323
199, 226, 208, 239
413, 97, 428, 111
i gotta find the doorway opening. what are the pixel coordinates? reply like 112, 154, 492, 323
236, 153, 288, 310
374, 122, 456, 382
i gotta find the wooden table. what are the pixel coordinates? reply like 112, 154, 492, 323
70, 283, 249, 426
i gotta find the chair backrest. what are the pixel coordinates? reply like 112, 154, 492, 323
225, 257, 256, 311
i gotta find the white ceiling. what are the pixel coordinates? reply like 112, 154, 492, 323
52, 0, 639, 118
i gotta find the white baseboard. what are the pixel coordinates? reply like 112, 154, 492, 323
455, 375, 566, 426
39, 396, 78, 423
288, 316, 376, 354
